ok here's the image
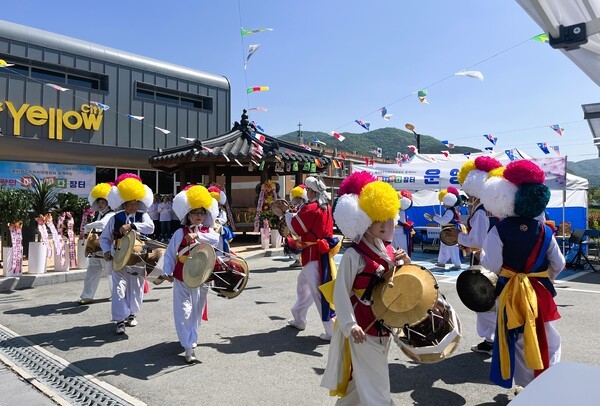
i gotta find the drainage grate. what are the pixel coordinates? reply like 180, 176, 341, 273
0, 326, 141, 406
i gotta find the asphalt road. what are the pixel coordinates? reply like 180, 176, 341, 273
1, 252, 600, 405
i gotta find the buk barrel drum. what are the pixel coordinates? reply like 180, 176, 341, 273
182, 243, 217, 288
144, 248, 166, 280
371, 264, 439, 329
393, 296, 462, 363
84, 231, 102, 258
439, 225, 459, 246
271, 199, 290, 218
113, 230, 146, 271
210, 257, 249, 299
278, 218, 291, 238
456, 265, 498, 312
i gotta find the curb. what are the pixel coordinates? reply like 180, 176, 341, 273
0, 250, 284, 292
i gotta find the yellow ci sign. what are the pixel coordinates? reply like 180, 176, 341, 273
0, 101, 104, 140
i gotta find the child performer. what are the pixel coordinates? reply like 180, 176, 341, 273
158, 185, 220, 364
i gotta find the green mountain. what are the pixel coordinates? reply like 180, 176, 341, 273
275, 127, 479, 160
569, 159, 600, 187
275, 127, 598, 187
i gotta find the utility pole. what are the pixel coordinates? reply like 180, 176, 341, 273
297, 122, 304, 145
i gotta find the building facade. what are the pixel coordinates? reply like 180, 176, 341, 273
0, 19, 230, 196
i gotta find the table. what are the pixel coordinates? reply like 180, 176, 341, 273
413, 226, 441, 251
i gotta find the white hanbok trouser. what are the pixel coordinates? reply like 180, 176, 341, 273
437, 242, 461, 266
173, 279, 208, 350
111, 264, 144, 322
336, 335, 395, 406
80, 257, 113, 300
514, 321, 561, 387
476, 310, 496, 342
290, 260, 334, 336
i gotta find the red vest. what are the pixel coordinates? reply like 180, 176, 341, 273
173, 226, 211, 282
350, 241, 395, 336
290, 201, 333, 265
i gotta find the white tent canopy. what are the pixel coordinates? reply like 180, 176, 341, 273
351, 151, 588, 230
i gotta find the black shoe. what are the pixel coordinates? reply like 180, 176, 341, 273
471, 340, 493, 356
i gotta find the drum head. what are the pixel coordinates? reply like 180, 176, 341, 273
113, 230, 136, 272
214, 257, 249, 299
271, 199, 289, 218
456, 266, 497, 312
372, 264, 439, 328
440, 226, 459, 246
183, 243, 216, 288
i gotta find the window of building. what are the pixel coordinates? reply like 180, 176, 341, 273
140, 170, 157, 193
96, 167, 116, 184
0, 54, 108, 91
135, 82, 213, 112
158, 171, 175, 195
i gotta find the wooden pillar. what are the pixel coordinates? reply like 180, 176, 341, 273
295, 172, 303, 185
208, 163, 216, 185
225, 172, 232, 205
179, 166, 187, 192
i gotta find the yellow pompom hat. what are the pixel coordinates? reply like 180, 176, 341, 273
173, 185, 219, 227
291, 184, 308, 201
88, 182, 113, 211
107, 174, 153, 211
334, 171, 400, 243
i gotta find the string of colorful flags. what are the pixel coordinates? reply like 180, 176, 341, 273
316, 33, 576, 163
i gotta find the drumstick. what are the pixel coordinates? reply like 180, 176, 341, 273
388, 266, 397, 288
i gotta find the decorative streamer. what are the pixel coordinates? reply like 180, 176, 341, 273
47, 217, 65, 267
37, 215, 52, 258
66, 213, 77, 268
9, 222, 23, 275
80, 208, 95, 240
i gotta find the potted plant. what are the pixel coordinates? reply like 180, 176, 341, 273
0, 187, 34, 276
28, 175, 59, 274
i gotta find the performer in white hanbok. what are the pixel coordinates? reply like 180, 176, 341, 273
100, 173, 154, 335
321, 171, 410, 405
208, 185, 234, 253
456, 156, 503, 356
480, 160, 565, 394
391, 190, 414, 255
78, 182, 115, 305
158, 185, 220, 364
425, 187, 463, 270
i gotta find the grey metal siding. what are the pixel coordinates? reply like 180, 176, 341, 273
0, 19, 230, 169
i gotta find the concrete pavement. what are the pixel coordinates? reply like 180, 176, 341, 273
1, 240, 600, 404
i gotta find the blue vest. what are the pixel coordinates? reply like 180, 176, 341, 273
112, 211, 144, 240
495, 216, 556, 296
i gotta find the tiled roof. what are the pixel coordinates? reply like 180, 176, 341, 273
149, 114, 330, 173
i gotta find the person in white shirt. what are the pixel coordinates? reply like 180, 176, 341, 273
157, 195, 172, 242
78, 182, 115, 305
147, 194, 160, 240
100, 173, 155, 335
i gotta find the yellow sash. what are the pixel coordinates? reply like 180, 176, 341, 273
497, 267, 549, 379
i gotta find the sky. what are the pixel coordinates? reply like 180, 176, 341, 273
2, 1, 600, 162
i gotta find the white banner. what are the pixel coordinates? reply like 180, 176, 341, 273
0, 161, 95, 197
352, 156, 585, 191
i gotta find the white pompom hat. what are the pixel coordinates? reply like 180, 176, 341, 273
107, 174, 153, 212
173, 185, 219, 227
88, 182, 113, 211
333, 172, 400, 243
